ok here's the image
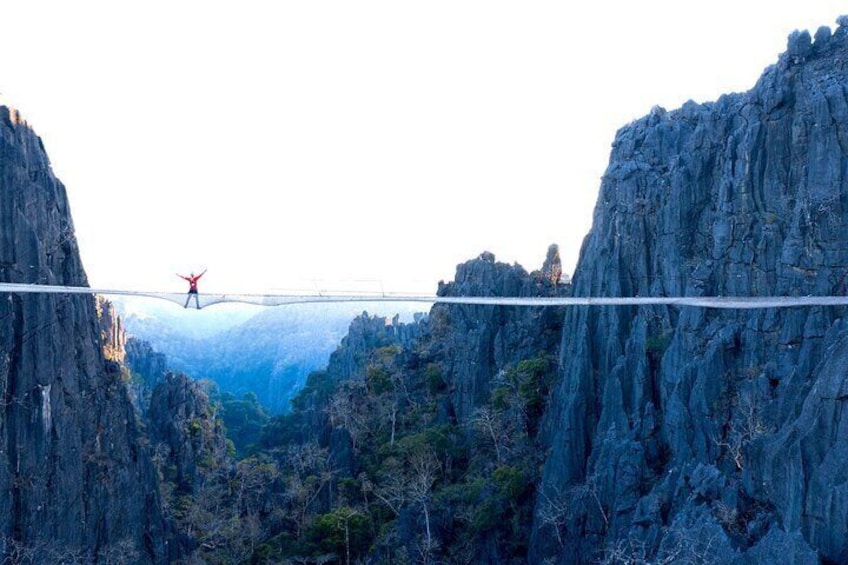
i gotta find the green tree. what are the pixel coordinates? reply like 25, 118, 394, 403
309, 507, 371, 565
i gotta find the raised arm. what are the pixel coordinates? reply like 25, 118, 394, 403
196, 269, 207, 280
176, 273, 189, 281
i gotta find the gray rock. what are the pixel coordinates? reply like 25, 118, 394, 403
0, 106, 167, 561
737, 526, 818, 565
531, 20, 848, 564
787, 30, 813, 60
813, 26, 832, 51
541, 243, 564, 285
434, 251, 567, 422
126, 337, 168, 389
326, 311, 424, 383
147, 373, 229, 495
97, 297, 126, 363
753, 334, 848, 562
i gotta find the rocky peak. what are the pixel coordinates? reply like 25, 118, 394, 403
97, 296, 126, 363
326, 312, 425, 383
532, 18, 848, 563
781, 17, 848, 64
124, 337, 169, 415
147, 373, 229, 495
125, 337, 168, 389
0, 107, 85, 286
540, 243, 563, 285
430, 249, 567, 422
438, 251, 525, 298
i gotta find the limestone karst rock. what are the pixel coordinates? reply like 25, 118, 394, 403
531, 19, 848, 564
0, 106, 166, 562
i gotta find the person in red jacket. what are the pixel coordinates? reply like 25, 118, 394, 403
177, 269, 206, 309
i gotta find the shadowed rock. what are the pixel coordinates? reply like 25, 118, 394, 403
531, 17, 848, 564
0, 106, 167, 562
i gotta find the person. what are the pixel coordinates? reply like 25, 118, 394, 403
177, 269, 206, 309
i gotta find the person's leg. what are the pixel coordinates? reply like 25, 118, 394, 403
184, 294, 190, 308
195, 294, 201, 310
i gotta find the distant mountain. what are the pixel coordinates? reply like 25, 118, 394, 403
112, 296, 259, 340
118, 299, 425, 413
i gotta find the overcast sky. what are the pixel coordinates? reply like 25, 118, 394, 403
1, 1, 845, 295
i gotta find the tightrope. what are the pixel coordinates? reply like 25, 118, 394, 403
0, 283, 846, 309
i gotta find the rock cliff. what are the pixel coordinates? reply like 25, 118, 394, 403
147, 373, 229, 496
434, 250, 567, 422
0, 106, 166, 561
126, 337, 168, 413
532, 18, 848, 564
97, 296, 127, 363
325, 310, 425, 384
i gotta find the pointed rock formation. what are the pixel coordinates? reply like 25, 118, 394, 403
540, 243, 563, 285
435, 251, 567, 422
147, 374, 229, 495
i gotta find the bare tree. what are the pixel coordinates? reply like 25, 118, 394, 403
327, 382, 370, 451
97, 539, 140, 565
365, 446, 441, 562
407, 449, 439, 558
361, 471, 405, 517
538, 484, 571, 548
0, 535, 88, 565
597, 529, 723, 565
470, 406, 507, 465
284, 443, 334, 538
538, 476, 609, 550
711, 393, 769, 470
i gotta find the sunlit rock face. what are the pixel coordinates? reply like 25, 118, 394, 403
97, 297, 127, 363
532, 21, 848, 564
0, 106, 167, 562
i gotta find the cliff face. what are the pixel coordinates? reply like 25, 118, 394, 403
125, 338, 167, 387
126, 337, 168, 414
533, 20, 848, 564
147, 374, 229, 495
434, 250, 567, 422
286, 310, 427, 447
0, 107, 166, 561
325, 310, 424, 383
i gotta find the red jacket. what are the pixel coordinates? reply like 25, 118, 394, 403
178, 270, 206, 292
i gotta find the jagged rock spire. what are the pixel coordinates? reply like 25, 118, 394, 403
541, 244, 562, 285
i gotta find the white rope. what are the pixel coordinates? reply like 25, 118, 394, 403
0, 282, 847, 309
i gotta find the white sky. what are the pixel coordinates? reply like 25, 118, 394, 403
1, 1, 845, 295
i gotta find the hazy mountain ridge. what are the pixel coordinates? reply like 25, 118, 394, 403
121, 300, 424, 413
